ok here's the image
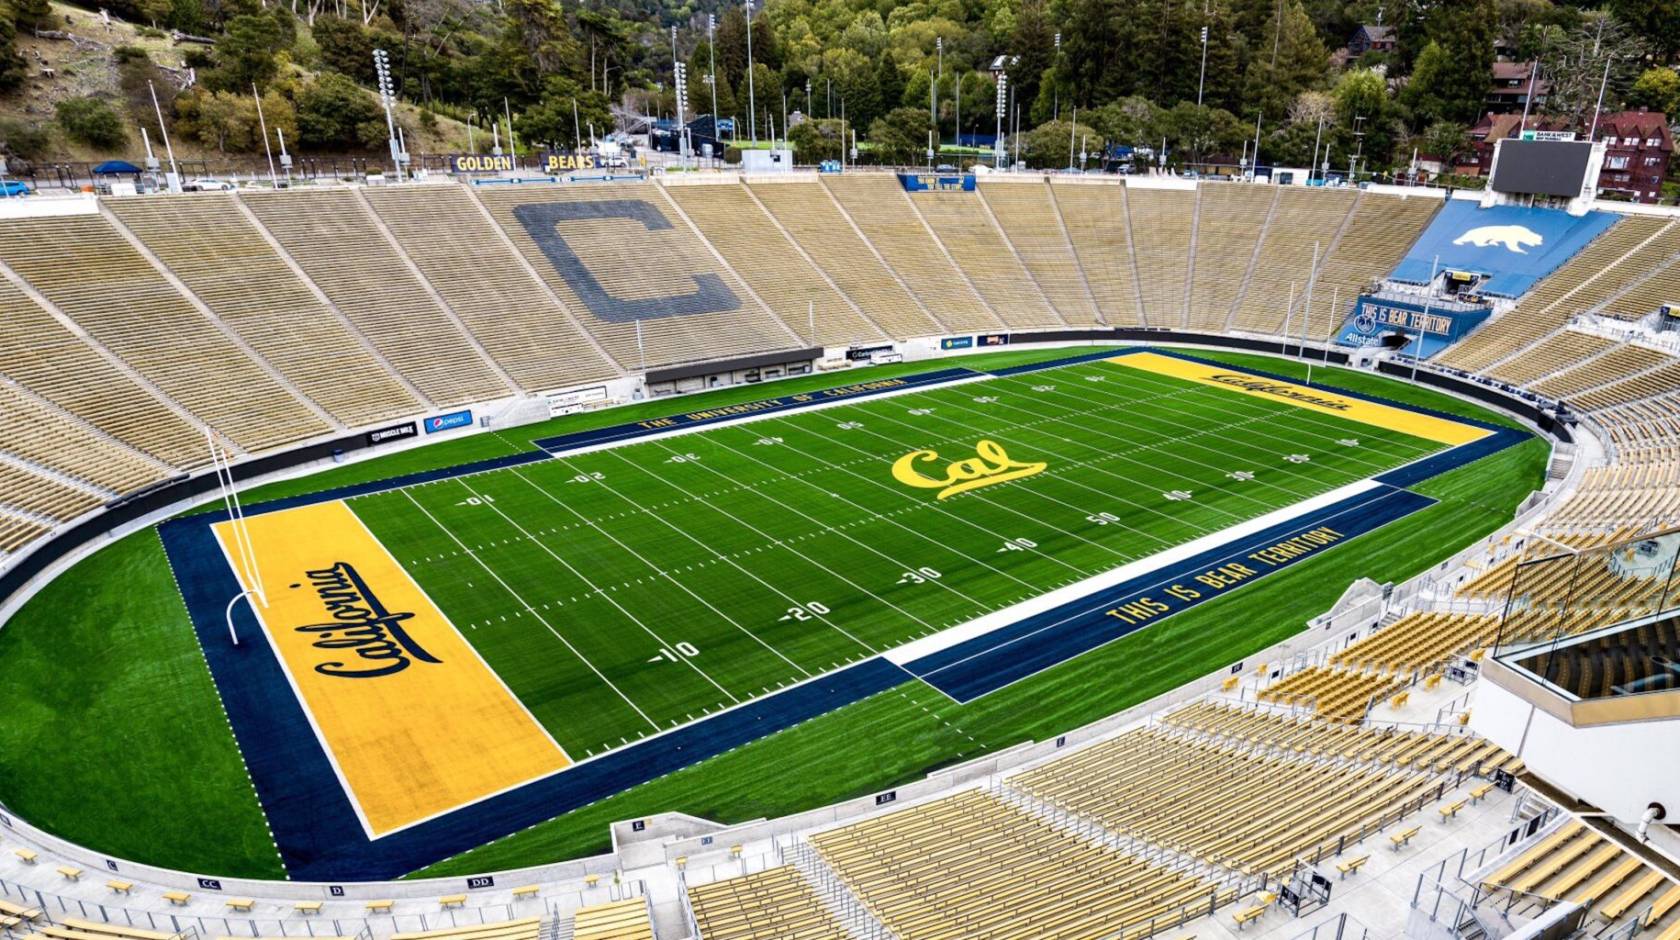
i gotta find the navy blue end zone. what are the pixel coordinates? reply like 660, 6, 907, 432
155, 346, 1533, 880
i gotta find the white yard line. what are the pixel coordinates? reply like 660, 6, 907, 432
884, 478, 1386, 668
450, 474, 745, 706
597, 448, 894, 654
398, 487, 663, 731
702, 428, 1054, 591
513, 461, 824, 676
753, 414, 1095, 579
1018, 363, 1429, 474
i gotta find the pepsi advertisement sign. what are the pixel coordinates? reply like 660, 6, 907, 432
425, 410, 473, 434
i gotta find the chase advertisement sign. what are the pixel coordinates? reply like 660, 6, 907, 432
940, 336, 975, 350
425, 410, 473, 434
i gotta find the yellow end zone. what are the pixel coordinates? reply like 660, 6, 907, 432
1109, 351, 1491, 446
213, 500, 568, 837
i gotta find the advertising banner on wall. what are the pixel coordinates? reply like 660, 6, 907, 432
1336, 295, 1493, 359
425, 410, 474, 434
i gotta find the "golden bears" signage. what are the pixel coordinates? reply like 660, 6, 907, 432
892, 439, 1046, 499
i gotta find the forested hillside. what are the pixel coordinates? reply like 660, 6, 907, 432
0, 0, 1675, 176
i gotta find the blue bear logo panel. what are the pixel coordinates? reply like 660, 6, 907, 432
512, 199, 740, 324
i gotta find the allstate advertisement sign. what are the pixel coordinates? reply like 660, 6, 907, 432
1337, 295, 1492, 359
425, 410, 473, 434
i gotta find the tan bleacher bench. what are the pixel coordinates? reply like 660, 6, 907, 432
1438, 799, 1468, 821
293, 901, 321, 915
391, 915, 543, 940
1232, 904, 1267, 929
225, 899, 254, 913
364, 900, 393, 914
437, 895, 466, 910
1469, 783, 1495, 804
161, 892, 190, 906
1390, 825, 1422, 850
13, 848, 37, 864
59, 916, 176, 940
0, 898, 43, 921
1336, 854, 1370, 878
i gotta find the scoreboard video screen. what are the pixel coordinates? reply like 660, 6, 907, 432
1491, 139, 1594, 198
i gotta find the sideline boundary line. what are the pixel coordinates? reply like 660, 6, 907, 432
157, 346, 1527, 880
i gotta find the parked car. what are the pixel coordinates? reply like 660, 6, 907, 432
182, 178, 236, 192
0, 180, 30, 197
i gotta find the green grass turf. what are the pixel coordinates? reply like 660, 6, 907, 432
0, 346, 1546, 878
0, 532, 285, 878
413, 431, 1549, 876
190, 346, 1123, 515
351, 356, 1442, 757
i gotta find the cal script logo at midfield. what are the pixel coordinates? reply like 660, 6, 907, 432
892, 439, 1047, 499
297, 562, 442, 679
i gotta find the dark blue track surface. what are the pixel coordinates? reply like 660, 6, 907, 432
158, 346, 1530, 879
906, 486, 1437, 702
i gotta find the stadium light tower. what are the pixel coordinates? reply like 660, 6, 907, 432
745, 0, 757, 144
708, 15, 719, 129
995, 74, 1007, 169
1197, 25, 1209, 107
372, 48, 406, 181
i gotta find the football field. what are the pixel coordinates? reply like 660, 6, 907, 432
210, 350, 1490, 839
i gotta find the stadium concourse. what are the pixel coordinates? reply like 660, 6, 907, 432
1, 168, 1679, 940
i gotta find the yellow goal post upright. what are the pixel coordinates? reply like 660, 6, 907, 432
207, 427, 268, 646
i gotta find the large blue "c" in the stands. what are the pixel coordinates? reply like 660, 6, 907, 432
512, 200, 741, 323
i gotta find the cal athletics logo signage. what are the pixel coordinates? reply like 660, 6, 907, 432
1453, 224, 1543, 254
892, 439, 1046, 499
296, 562, 440, 679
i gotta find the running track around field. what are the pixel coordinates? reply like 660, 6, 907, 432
158, 347, 1528, 879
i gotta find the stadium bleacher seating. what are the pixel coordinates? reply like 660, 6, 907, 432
1439, 216, 1668, 373
1257, 665, 1408, 723
1232, 187, 1358, 336
0, 277, 205, 468
1530, 342, 1671, 401
978, 180, 1103, 325
1330, 611, 1501, 675
820, 175, 1003, 332
569, 898, 653, 940
361, 184, 622, 391
106, 194, 421, 427
1048, 179, 1144, 325
1309, 193, 1443, 339
476, 183, 801, 369
0, 215, 326, 451
1008, 720, 1439, 878
687, 866, 848, 940
909, 188, 1065, 330
810, 788, 1223, 938
1485, 330, 1616, 387
662, 181, 888, 346
1481, 820, 1680, 935
240, 188, 514, 406
1185, 183, 1276, 332
748, 179, 948, 338
1123, 185, 1196, 326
